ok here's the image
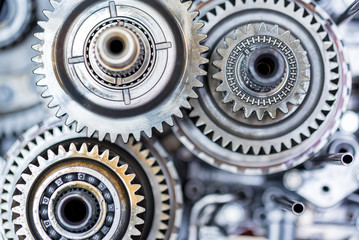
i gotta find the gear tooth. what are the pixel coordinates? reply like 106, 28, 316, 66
223, 93, 232, 103
203, 125, 213, 135
121, 133, 130, 143
224, 36, 236, 47
42, 10, 53, 19
79, 143, 89, 154
213, 71, 224, 81
16, 184, 27, 193
143, 127, 153, 139
232, 101, 242, 112
281, 30, 291, 40
215, 5, 225, 16
246, 24, 255, 35
206, 11, 216, 22
28, 164, 38, 174
132, 131, 142, 142
65, 115, 76, 126
258, 22, 268, 34
109, 133, 118, 143
267, 108, 277, 118
34, 32, 44, 40
324, 42, 333, 50
288, 96, 299, 105
50, 0, 60, 9
255, 109, 265, 120
37, 77, 47, 87
47, 149, 56, 159
216, 48, 227, 58
69, 142, 78, 153
90, 145, 99, 156
190, 11, 199, 21
270, 25, 279, 35
278, 103, 289, 114
32, 55, 43, 64
234, 27, 244, 39
188, 89, 199, 99
182, 100, 192, 109
37, 21, 47, 30
41, 88, 51, 98
290, 39, 301, 49
319, 32, 328, 40
101, 149, 110, 160
182, 1, 192, 10
174, 108, 184, 119
32, 43, 43, 52
244, 107, 253, 118
287, 2, 296, 12
329, 62, 339, 70
119, 164, 129, 174
327, 51, 337, 60
20, 173, 32, 183
37, 155, 47, 167
164, 117, 174, 126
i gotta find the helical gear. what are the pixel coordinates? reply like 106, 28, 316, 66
213, 22, 310, 120
175, 0, 351, 174
0, 118, 182, 240
33, 0, 208, 142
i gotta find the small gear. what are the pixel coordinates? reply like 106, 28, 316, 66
175, 0, 351, 174
33, 0, 208, 142
213, 22, 310, 120
0, 118, 182, 240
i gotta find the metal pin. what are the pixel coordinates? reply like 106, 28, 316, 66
271, 195, 305, 216
313, 153, 354, 166
336, 0, 359, 25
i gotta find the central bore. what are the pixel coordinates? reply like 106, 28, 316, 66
56, 192, 95, 231
97, 27, 140, 70
256, 56, 276, 77
247, 47, 285, 88
63, 197, 88, 224
108, 38, 124, 55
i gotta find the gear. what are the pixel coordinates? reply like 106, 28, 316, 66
175, 0, 351, 174
0, 0, 36, 49
213, 22, 310, 120
0, 118, 182, 240
33, 0, 208, 142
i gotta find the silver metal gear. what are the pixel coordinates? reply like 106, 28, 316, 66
0, 118, 182, 240
33, 0, 208, 143
0, 0, 36, 49
213, 22, 310, 120
175, 0, 351, 174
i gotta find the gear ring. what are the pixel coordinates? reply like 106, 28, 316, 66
0, 118, 182, 240
213, 23, 310, 120
175, 0, 351, 174
33, 0, 208, 142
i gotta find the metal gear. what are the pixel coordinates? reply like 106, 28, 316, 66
0, 118, 182, 240
175, 0, 351, 174
213, 22, 310, 120
0, 0, 36, 49
33, 0, 208, 142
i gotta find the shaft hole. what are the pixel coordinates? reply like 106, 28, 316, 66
256, 56, 276, 77
62, 198, 89, 224
293, 203, 305, 214
108, 39, 124, 55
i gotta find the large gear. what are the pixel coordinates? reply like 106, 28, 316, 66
33, 0, 208, 142
175, 0, 351, 174
0, 118, 182, 240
